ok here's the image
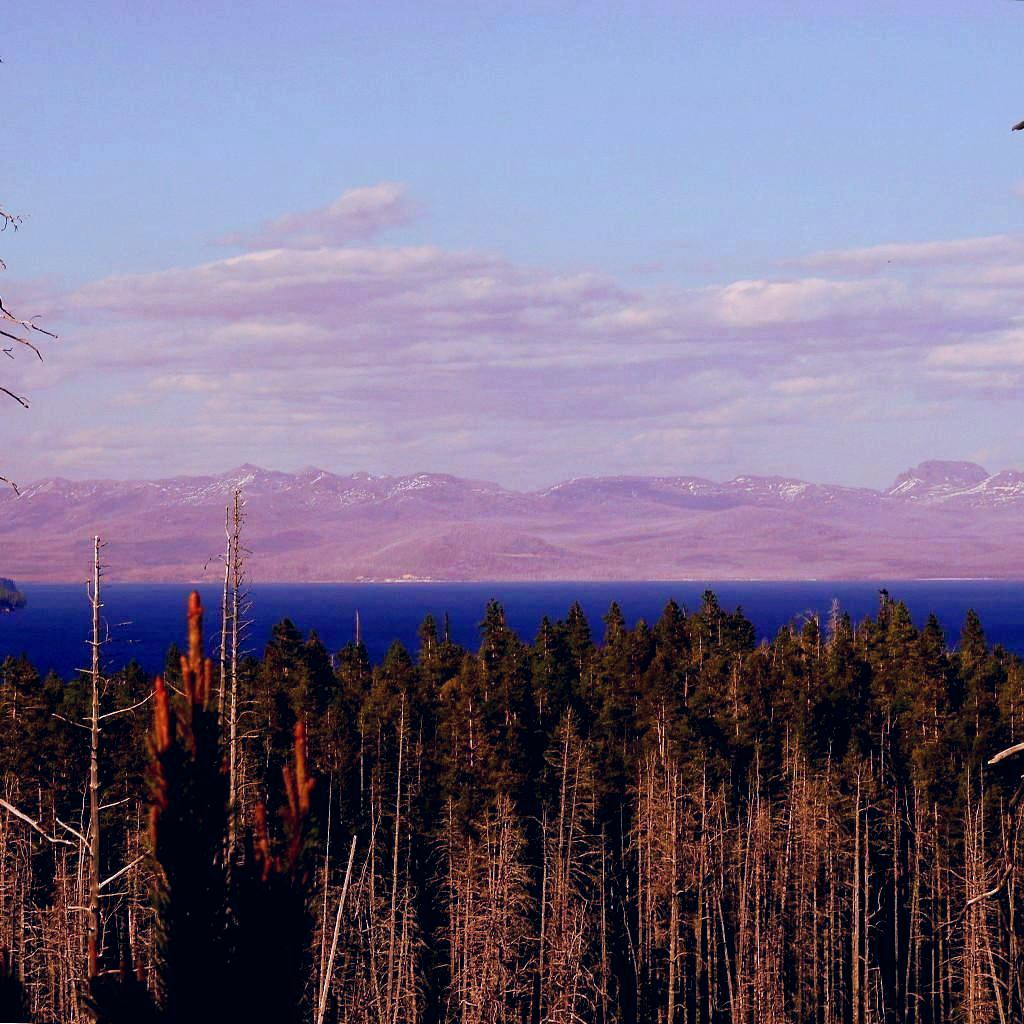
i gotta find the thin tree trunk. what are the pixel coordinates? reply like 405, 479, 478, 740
317, 834, 358, 1024
86, 535, 102, 979
852, 772, 862, 1024
386, 698, 405, 1019
218, 505, 230, 721
228, 488, 243, 851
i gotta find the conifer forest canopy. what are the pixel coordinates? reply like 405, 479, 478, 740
2, 588, 1024, 1023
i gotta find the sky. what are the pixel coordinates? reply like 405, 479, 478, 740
5, 1, 1024, 490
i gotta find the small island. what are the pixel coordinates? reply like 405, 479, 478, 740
0, 577, 26, 612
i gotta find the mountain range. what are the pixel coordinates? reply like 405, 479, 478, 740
3, 459, 1024, 582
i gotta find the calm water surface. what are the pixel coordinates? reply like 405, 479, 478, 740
1, 581, 1023, 678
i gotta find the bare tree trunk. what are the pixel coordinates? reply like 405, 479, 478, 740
86, 535, 103, 979
228, 487, 244, 851
317, 834, 358, 1024
218, 505, 230, 722
667, 763, 679, 1024
319, 776, 333, 994
386, 698, 405, 1021
852, 771, 862, 1024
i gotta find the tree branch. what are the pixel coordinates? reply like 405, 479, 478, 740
989, 741, 1024, 766
98, 855, 146, 892
97, 691, 155, 720
0, 797, 75, 847
0, 384, 27, 408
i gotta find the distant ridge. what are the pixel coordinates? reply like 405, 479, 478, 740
3, 461, 1024, 582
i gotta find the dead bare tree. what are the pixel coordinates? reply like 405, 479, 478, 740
540, 715, 599, 1024
962, 744, 1024, 914
0, 204, 56, 493
227, 487, 248, 852
960, 780, 1006, 1024
81, 537, 151, 993
444, 794, 532, 1024
317, 834, 358, 1024
218, 504, 231, 723
0, 538, 118, 1015
340, 700, 421, 1024
86, 536, 103, 980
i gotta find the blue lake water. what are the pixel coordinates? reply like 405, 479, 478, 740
1, 581, 1022, 679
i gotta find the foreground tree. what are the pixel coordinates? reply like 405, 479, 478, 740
85, 592, 318, 1024
0, 203, 56, 492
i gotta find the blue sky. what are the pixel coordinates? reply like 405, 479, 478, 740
5, 2, 1024, 488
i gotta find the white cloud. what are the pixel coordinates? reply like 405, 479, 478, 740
793, 235, 1024, 273
14, 184, 1024, 486
217, 183, 415, 250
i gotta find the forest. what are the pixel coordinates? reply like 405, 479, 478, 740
1, 584, 1023, 1024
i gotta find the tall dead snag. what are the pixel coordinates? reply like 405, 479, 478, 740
633, 749, 674, 1021
341, 695, 421, 1024
227, 487, 247, 853
975, 741, 1024, 906
540, 714, 599, 1024
951, 737, 1024, 1023
444, 795, 532, 1024
0, 538, 155, 1020
82, 537, 155, 1010
0, 753, 86, 1021
386, 699, 406, 1020
86, 535, 103, 981
633, 747, 703, 1024
851, 768, 864, 1024
985, 740, 1024, 1016
780, 750, 845, 1024
217, 505, 231, 722
959, 781, 1006, 1024
0, 203, 57, 492
731, 772, 787, 1024
317, 834, 358, 1024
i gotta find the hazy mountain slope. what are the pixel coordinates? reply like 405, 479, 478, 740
2, 460, 1023, 581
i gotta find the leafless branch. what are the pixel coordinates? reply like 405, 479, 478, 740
0, 384, 28, 407
98, 798, 131, 812
0, 797, 75, 847
989, 741, 1024, 766
0, 207, 20, 232
97, 691, 155, 720
2, 204, 56, 490
55, 817, 87, 844
98, 855, 146, 892
52, 712, 91, 732
0, 327, 43, 360
0, 297, 58, 339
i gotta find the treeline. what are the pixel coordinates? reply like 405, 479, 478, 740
2, 589, 1024, 1023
